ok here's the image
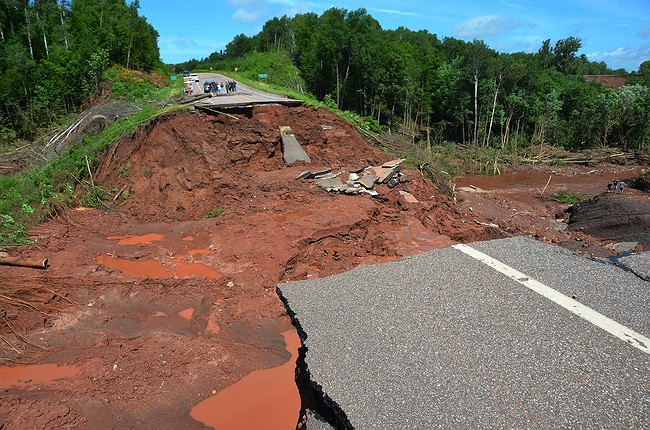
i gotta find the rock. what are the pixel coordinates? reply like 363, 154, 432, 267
382, 158, 405, 168
295, 171, 313, 180
312, 168, 333, 178
398, 191, 419, 204
373, 166, 398, 184
359, 174, 377, 189
614, 242, 639, 253
386, 176, 400, 188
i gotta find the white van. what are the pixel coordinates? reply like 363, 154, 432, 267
190, 73, 199, 82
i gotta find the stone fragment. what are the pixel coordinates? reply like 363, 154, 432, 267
315, 176, 344, 192
350, 165, 370, 174
359, 174, 377, 189
295, 171, 313, 180
386, 176, 400, 188
382, 158, 405, 168
312, 168, 333, 178
374, 166, 397, 184
614, 242, 639, 253
399, 191, 419, 204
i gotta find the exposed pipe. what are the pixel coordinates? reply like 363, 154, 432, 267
0, 252, 49, 269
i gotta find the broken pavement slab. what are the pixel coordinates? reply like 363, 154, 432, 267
314, 175, 345, 192
382, 158, 406, 168
358, 173, 377, 189
280, 125, 311, 164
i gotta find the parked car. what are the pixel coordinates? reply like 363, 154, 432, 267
182, 69, 190, 77
190, 73, 199, 82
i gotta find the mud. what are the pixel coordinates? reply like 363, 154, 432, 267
1, 105, 647, 429
0, 105, 494, 429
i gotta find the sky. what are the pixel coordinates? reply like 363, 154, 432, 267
138, 0, 650, 72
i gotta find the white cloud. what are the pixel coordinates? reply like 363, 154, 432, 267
453, 15, 520, 39
233, 8, 261, 23
368, 8, 422, 17
159, 35, 229, 63
588, 44, 650, 71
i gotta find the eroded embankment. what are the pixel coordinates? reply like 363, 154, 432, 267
1, 104, 504, 429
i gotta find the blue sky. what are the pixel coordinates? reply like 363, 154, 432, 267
139, 0, 650, 72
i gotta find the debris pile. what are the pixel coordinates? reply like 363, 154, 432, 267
295, 158, 412, 197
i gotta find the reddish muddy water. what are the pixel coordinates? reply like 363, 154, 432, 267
0, 363, 80, 388
96, 254, 222, 280
108, 233, 165, 245
190, 330, 301, 429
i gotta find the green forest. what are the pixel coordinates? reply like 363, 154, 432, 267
2, 3, 650, 153
181, 8, 650, 153
0, 0, 160, 142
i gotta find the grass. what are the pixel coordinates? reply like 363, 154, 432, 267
540, 189, 583, 204
0, 71, 184, 247
204, 207, 225, 218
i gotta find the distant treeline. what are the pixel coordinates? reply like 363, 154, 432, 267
0, 0, 160, 141
180, 8, 650, 152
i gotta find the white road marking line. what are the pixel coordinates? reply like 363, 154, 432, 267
452, 243, 650, 355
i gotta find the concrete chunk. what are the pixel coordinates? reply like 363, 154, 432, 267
295, 171, 313, 180
374, 166, 398, 183
312, 168, 333, 178
359, 174, 377, 189
315, 176, 344, 192
280, 126, 311, 164
382, 158, 405, 168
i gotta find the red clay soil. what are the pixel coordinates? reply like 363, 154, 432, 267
2, 105, 646, 429
0, 105, 497, 429
456, 162, 648, 256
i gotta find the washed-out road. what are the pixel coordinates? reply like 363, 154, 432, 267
279, 236, 649, 429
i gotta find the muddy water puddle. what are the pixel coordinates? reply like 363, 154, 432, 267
96, 255, 222, 280
190, 330, 301, 429
108, 233, 165, 245
457, 167, 642, 195
0, 363, 80, 388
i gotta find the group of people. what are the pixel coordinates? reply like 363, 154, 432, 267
205, 80, 237, 95
607, 179, 625, 193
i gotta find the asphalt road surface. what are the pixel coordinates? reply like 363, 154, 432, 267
279, 236, 649, 429
187, 73, 299, 108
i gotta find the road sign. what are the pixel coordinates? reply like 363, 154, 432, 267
170, 76, 177, 80
258, 74, 268, 79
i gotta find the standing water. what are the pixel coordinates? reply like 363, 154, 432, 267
190, 330, 301, 429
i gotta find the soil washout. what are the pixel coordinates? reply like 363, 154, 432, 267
0, 105, 499, 429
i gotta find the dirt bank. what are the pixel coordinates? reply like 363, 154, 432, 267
1, 105, 497, 429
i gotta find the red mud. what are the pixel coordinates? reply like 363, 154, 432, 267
190, 330, 301, 429
1, 105, 644, 429
0, 364, 80, 388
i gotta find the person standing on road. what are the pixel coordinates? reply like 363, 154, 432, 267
607, 182, 613, 192
619, 181, 625, 193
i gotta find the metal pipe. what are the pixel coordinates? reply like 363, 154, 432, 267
0, 256, 49, 269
